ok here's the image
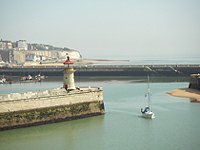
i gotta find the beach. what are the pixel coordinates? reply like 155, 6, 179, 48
168, 88, 200, 102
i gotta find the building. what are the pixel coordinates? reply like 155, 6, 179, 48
0, 39, 13, 50
26, 54, 44, 62
16, 40, 28, 50
13, 50, 26, 64
0, 50, 13, 63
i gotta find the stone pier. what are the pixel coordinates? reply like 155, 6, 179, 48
0, 87, 104, 130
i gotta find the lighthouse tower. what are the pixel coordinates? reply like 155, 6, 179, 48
63, 56, 76, 91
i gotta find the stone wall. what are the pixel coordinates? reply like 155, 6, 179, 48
0, 101, 104, 130
0, 87, 104, 130
189, 74, 200, 90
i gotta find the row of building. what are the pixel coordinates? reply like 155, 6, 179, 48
0, 39, 28, 50
0, 39, 69, 51
0, 39, 81, 65
0, 49, 81, 65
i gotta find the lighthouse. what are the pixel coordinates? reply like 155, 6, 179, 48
63, 56, 76, 91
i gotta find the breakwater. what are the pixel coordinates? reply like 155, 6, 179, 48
1, 64, 200, 76
0, 87, 104, 130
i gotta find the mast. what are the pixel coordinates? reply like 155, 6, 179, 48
147, 75, 151, 107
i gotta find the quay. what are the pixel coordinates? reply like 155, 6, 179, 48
1, 64, 200, 77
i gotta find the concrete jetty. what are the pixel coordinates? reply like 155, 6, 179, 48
0, 57, 105, 130
0, 87, 104, 130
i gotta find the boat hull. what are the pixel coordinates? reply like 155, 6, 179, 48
141, 112, 155, 119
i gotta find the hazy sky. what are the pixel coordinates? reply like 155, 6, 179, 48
1, 0, 200, 59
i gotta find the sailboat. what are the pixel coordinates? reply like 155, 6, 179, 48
141, 76, 155, 119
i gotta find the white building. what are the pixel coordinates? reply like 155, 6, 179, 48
26, 54, 39, 62
17, 40, 28, 50
26, 54, 46, 62
0, 40, 13, 50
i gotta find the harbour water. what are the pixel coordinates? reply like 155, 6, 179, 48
0, 78, 200, 150
92, 55, 200, 65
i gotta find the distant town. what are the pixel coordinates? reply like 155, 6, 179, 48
0, 39, 81, 67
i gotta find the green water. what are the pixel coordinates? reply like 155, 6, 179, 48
0, 81, 200, 150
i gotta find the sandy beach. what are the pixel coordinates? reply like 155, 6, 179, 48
168, 88, 200, 102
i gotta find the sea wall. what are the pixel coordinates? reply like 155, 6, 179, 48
1, 64, 200, 76
0, 87, 104, 130
189, 74, 200, 90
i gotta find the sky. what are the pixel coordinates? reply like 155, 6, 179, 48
0, 0, 200, 59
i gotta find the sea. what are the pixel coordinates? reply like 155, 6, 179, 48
0, 77, 200, 150
93, 55, 200, 65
